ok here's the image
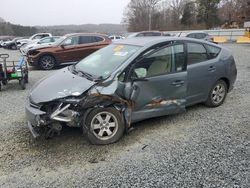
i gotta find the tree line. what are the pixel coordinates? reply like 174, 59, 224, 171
123, 0, 250, 32
0, 21, 37, 36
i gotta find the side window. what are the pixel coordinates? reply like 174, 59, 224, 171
132, 44, 185, 78
187, 34, 195, 38
78, 36, 96, 44
136, 33, 144, 37
195, 33, 206, 39
94, 36, 104, 42
40, 38, 51, 43
205, 44, 221, 59
187, 43, 209, 65
63, 36, 78, 46
33, 35, 43, 40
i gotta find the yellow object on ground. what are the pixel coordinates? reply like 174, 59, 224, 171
213, 36, 228, 43
237, 36, 250, 43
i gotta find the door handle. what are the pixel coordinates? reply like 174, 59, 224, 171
208, 66, 216, 72
172, 80, 184, 87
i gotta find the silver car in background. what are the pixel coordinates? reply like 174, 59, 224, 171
20, 36, 61, 55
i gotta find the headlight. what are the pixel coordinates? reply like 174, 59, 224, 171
28, 50, 40, 56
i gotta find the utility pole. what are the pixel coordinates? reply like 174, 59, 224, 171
149, 7, 152, 31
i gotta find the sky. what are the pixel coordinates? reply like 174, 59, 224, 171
1, 0, 131, 26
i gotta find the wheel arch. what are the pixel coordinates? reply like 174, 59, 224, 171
38, 53, 58, 64
81, 100, 130, 134
219, 77, 230, 92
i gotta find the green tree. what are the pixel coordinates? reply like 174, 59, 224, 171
181, 1, 196, 27
196, 0, 221, 29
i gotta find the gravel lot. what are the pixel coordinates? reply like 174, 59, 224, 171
0, 44, 249, 188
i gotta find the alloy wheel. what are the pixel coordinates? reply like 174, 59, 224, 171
211, 83, 226, 105
90, 112, 118, 141
40, 56, 55, 70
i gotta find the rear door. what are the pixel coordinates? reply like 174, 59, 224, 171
186, 42, 220, 105
124, 42, 187, 122
73, 35, 107, 61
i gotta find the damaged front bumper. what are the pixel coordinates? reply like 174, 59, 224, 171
25, 101, 46, 138
26, 99, 81, 138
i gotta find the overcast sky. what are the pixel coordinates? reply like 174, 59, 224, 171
1, 0, 131, 26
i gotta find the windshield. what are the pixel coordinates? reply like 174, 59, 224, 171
74, 44, 140, 79
54, 36, 67, 45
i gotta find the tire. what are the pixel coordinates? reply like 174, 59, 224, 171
11, 44, 17, 50
205, 80, 228, 108
20, 79, 26, 90
85, 108, 125, 145
39, 55, 56, 70
24, 74, 29, 83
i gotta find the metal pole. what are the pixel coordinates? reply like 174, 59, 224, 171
149, 7, 152, 31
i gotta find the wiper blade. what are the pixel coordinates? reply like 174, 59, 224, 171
77, 70, 94, 80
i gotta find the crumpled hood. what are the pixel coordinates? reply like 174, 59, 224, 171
29, 67, 96, 104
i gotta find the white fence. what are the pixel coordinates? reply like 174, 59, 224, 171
165, 29, 246, 42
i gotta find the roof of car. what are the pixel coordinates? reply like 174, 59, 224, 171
64, 33, 108, 37
187, 31, 208, 34
114, 37, 212, 47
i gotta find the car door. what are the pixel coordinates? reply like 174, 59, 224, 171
186, 42, 219, 105
56, 36, 79, 63
73, 35, 105, 62
124, 42, 187, 122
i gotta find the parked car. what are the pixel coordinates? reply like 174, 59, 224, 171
16, 33, 52, 48
109, 35, 124, 41
0, 39, 11, 48
186, 32, 215, 43
26, 37, 237, 145
127, 31, 164, 38
26, 33, 111, 70
2, 37, 24, 50
20, 36, 61, 55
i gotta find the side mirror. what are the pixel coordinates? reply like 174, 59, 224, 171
60, 44, 65, 49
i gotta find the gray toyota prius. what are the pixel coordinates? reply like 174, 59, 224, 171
26, 37, 237, 145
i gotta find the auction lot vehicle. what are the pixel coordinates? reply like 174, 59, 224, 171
186, 31, 215, 43
16, 33, 52, 49
20, 36, 61, 55
127, 31, 164, 38
26, 37, 237, 145
2, 37, 23, 50
26, 33, 111, 70
109, 35, 124, 41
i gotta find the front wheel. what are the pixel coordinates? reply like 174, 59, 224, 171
19, 79, 26, 90
205, 80, 228, 107
85, 108, 125, 145
39, 55, 56, 70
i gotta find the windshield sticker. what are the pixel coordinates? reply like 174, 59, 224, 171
114, 51, 129, 56
113, 45, 124, 52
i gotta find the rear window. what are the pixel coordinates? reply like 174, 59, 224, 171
187, 43, 209, 64
205, 44, 221, 59
94, 36, 104, 42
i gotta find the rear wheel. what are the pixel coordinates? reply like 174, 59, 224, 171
205, 80, 227, 107
86, 108, 125, 145
39, 55, 56, 70
11, 44, 17, 50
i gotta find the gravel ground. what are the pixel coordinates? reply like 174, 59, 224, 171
0, 45, 249, 188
